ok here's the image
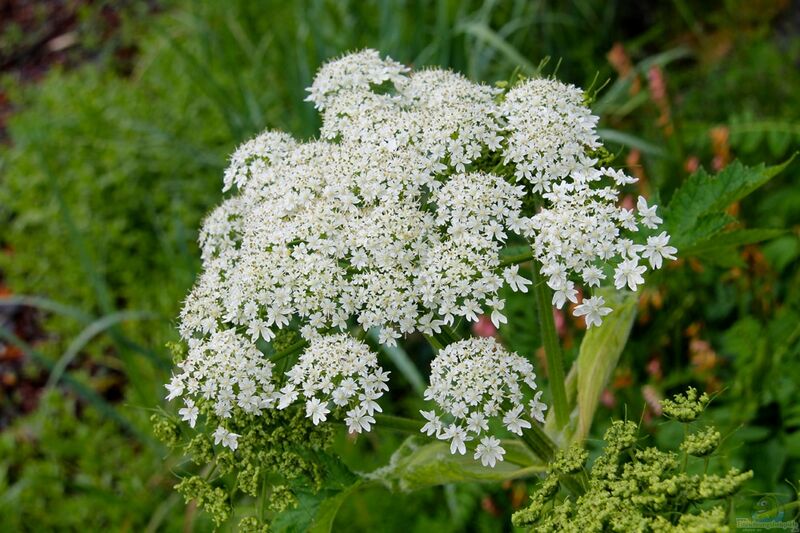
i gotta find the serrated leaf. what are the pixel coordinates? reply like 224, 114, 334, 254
671, 212, 735, 250
271, 451, 360, 533
367, 436, 545, 492
683, 228, 787, 256
664, 159, 793, 250
271, 488, 338, 533
546, 290, 637, 444
306, 482, 362, 533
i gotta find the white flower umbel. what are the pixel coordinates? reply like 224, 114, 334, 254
501, 78, 675, 327
279, 334, 388, 433
422, 337, 542, 466
165, 329, 276, 421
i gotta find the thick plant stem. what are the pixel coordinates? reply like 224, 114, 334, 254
532, 262, 570, 430
520, 424, 557, 462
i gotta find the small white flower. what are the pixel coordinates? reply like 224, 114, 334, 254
212, 426, 240, 451
442, 424, 469, 455
420, 410, 442, 437
332, 387, 351, 406
305, 398, 330, 425
179, 399, 199, 428
277, 385, 298, 410
474, 436, 505, 467
504, 265, 532, 293
642, 231, 677, 269
637, 196, 663, 229
165, 377, 184, 401
551, 280, 578, 309
573, 295, 613, 328
466, 411, 489, 434
502, 405, 531, 435
582, 266, 605, 287
614, 258, 647, 291
528, 391, 548, 423
345, 406, 375, 434
378, 327, 401, 347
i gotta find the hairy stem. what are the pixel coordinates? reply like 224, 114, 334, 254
532, 262, 570, 430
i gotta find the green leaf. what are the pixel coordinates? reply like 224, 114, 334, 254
546, 290, 638, 444
456, 22, 537, 75
306, 483, 362, 533
664, 158, 794, 250
597, 128, 666, 157
272, 453, 360, 533
682, 228, 788, 256
367, 436, 545, 492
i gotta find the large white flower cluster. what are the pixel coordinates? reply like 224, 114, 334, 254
421, 337, 546, 467
166, 49, 676, 458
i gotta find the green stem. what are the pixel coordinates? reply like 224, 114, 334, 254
531, 262, 570, 430
373, 414, 424, 434
520, 424, 557, 462
499, 251, 535, 268
425, 334, 443, 352
271, 338, 308, 361
441, 325, 462, 343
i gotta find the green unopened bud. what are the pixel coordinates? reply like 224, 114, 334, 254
216, 450, 236, 474
208, 487, 231, 526
186, 434, 214, 464
661, 387, 709, 422
269, 484, 297, 513
238, 465, 261, 497
692, 469, 753, 500
151, 414, 180, 448
681, 427, 720, 457
239, 516, 269, 533
165, 341, 187, 364
552, 445, 588, 475
603, 420, 639, 453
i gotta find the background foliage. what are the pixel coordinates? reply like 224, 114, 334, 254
0, 0, 798, 530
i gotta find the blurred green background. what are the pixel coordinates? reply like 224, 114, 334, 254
0, 0, 798, 530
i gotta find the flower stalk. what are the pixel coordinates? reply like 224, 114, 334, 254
373, 414, 425, 434
532, 261, 570, 430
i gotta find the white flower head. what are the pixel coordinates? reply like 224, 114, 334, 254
281, 334, 388, 427
422, 338, 542, 464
